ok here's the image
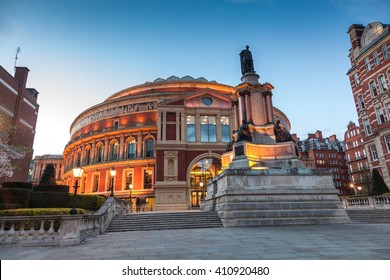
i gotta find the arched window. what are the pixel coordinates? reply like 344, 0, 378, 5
145, 138, 154, 157
127, 139, 136, 159
96, 143, 103, 163
85, 146, 91, 165
110, 141, 118, 161
358, 95, 365, 111
369, 80, 378, 97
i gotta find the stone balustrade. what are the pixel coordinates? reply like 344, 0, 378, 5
341, 195, 390, 209
0, 197, 130, 246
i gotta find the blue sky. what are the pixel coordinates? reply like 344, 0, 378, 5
1, 0, 389, 156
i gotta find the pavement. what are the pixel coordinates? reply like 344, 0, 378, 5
1, 223, 390, 260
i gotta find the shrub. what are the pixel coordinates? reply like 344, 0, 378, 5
39, 163, 56, 185
0, 208, 86, 216
29, 192, 70, 208
75, 195, 106, 211
371, 169, 389, 195
0, 208, 86, 231
0, 188, 30, 208
1, 182, 33, 190
33, 184, 69, 193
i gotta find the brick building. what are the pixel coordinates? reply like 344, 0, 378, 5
0, 65, 39, 183
347, 22, 390, 188
298, 131, 349, 194
344, 121, 370, 194
31, 154, 65, 185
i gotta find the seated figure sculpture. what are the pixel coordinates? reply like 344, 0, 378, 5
225, 120, 253, 152
274, 120, 294, 143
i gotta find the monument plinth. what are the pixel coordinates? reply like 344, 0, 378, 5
200, 46, 350, 226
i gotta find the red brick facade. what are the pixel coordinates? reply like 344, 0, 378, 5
298, 131, 349, 194
0, 66, 39, 183
347, 22, 390, 188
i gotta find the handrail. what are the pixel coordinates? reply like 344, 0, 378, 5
0, 197, 130, 246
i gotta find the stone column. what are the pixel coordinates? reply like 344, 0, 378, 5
266, 93, 274, 124
196, 111, 201, 142
162, 112, 167, 142
232, 101, 239, 130
250, 91, 266, 126
238, 94, 246, 123
119, 135, 125, 159
157, 112, 162, 142
181, 113, 185, 142
245, 94, 252, 122
216, 112, 222, 142
176, 112, 180, 141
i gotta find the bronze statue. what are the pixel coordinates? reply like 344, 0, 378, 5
274, 120, 294, 143
236, 120, 252, 142
239, 45, 254, 75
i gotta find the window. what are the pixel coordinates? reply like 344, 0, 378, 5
373, 51, 380, 66
127, 140, 136, 159
358, 95, 365, 110
385, 135, 390, 152
201, 116, 216, 142
113, 119, 119, 129
379, 75, 388, 93
85, 148, 91, 165
143, 169, 153, 189
221, 116, 230, 142
376, 107, 385, 124
145, 138, 154, 157
110, 141, 118, 161
125, 170, 133, 190
202, 97, 213, 106
369, 80, 378, 97
93, 173, 100, 192
186, 115, 196, 142
364, 57, 371, 72
363, 118, 372, 135
96, 144, 103, 163
353, 73, 360, 86
382, 44, 390, 60
369, 145, 378, 161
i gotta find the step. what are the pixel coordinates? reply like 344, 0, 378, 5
106, 211, 223, 232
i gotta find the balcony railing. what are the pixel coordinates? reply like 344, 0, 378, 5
0, 197, 130, 246
341, 195, 390, 209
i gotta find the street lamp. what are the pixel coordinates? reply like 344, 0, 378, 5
109, 167, 116, 197
350, 183, 355, 195
357, 186, 362, 194
125, 183, 133, 212
70, 165, 84, 215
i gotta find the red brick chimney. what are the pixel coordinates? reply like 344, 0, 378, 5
14, 67, 30, 88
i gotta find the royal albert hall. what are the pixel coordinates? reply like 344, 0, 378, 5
63, 75, 291, 211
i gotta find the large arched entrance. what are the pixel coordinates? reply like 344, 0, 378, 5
188, 155, 222, 208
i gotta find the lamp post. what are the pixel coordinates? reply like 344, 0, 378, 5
110, 167, 116, 197
350, 183, 355, 195
357, 186, 362, 194
125, 183, 133, 212
70, 165, 84, 215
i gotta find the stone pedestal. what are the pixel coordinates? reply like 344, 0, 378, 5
153, 181, 189, 211
200, 168, 351, 226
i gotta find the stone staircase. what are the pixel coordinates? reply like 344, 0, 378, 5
346, 209, 390, 224
105, 211, 223, 232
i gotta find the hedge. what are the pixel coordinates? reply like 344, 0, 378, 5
1, 182, 33, 190
75, 195, 106, 211
0, 208, 86, 216
0, 208, 86, 231
0, 188, 31, 209
29, 192, 70, 208
33, 184, 69, 193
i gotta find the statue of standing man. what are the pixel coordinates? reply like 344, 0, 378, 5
239, 45, 255, 75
